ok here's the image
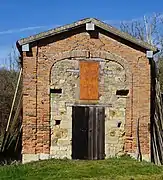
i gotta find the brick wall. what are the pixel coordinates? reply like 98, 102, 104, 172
22, 29, 151, 162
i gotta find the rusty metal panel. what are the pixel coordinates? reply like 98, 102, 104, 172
80, 61, 99, 100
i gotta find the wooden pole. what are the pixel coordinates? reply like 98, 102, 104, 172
5, 68, 22, 132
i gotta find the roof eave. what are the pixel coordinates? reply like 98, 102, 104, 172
17, 17, 158, 53
91, 19, 158, 53
17, 18, 93, 46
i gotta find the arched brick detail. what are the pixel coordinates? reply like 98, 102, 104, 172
48, 50, 132, 85
91, 51, 132, 84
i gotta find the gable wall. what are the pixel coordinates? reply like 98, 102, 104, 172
22, 30, 151, 162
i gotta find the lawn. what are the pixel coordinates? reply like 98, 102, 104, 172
0, 156, 163, 180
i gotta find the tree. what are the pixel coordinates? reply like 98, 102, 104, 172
120, 13, 163, 48
0, 68, 18, 136
0, 49, 22, 162
120, 13, 163, 91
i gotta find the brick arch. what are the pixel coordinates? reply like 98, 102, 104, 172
90, 51, 132, 84
49, 50, 132, 86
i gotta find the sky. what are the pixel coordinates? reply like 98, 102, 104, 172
0, 0, 163, 66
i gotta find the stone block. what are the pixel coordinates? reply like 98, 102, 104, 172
22, 154, 39, 164
39, 153, 50, 160
57, 139, 70, 146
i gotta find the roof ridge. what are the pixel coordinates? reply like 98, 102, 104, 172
17, 17, 158, 53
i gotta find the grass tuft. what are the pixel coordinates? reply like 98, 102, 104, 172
0, 156, 163, 179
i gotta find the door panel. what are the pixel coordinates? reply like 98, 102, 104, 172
72, 106, 105, 160
72, 106, 88, 159
88, 107, 105, 160
98, 107, 105, 159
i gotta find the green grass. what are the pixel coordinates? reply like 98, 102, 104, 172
0, 156, 163, 180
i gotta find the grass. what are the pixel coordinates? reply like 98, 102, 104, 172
0, 156, 163, 180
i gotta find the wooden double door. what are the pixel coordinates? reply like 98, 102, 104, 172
72, 106, 105, 160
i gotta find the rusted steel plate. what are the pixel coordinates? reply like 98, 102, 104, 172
80, 61, 99, 100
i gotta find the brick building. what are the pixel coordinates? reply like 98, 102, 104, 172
16, 18, 158, 163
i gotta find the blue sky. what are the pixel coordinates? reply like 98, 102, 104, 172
0, 0, 163, 66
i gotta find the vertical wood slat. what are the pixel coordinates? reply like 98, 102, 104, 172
94, 107, 98, 160
85, 107, 89, 159
97, 108, 100, 160
98, 107, 105, 159
92, 107, 98, 160
80, 61, 99, 100
88, 107, 94, 160
72, 106, 75, 159
88, 107, 105, 160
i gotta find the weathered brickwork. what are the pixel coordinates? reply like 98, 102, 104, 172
22, 29, 151, 162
